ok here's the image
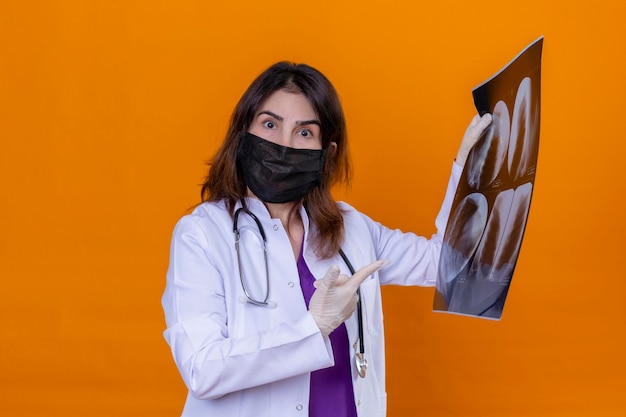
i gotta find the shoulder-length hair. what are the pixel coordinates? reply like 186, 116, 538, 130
200, 61, 351, 259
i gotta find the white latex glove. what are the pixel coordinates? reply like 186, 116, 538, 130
455, 113, 493, 167
309, 260, 388, 338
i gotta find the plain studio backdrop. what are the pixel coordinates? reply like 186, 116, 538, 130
1, 1, 625, 416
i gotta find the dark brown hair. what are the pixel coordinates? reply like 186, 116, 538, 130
200, 61, 351, 258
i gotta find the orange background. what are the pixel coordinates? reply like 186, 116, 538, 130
1, 1, 625, 416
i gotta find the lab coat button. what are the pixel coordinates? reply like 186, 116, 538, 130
273, 224, 279, 231
296, 404, 303, 411
288, 282, 294, 288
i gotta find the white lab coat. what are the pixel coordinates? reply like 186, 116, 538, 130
162, 163, 462, 417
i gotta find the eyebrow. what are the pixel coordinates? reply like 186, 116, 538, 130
257, 110, 321, 127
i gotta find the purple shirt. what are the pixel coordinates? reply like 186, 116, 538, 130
297, 249, 358, 417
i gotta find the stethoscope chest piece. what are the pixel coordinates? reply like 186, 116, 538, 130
356, 352, 367, 378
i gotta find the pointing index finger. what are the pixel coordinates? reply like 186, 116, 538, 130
348, 259, 389, 289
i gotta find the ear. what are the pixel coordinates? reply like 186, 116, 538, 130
327, 141, 337, 156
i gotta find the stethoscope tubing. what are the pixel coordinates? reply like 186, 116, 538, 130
338, 249, 365, 359
234, 207, 271, 306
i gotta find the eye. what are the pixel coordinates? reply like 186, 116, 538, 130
298, 129, 313, 138
263, 120, 276, 129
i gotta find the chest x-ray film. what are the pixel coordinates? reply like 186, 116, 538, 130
433, 37, 543, 320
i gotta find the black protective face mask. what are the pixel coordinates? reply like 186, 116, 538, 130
237, 132, 326, 203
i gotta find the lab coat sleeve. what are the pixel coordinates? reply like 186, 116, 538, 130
161, 215, 334, 400
357, 162, 462, 287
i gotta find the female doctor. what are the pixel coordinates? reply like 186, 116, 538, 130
161, 61, 492, 417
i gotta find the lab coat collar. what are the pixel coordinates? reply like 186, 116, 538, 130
235, 198, 312, 236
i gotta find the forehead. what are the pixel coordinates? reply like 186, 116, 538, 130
257, 89, 317, 118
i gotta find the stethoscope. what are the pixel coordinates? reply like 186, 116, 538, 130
233, 206, 368, 378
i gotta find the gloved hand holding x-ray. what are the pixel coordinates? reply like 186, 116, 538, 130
456, 113, 493, 167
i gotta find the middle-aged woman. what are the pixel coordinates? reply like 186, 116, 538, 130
162, 61, 492, 417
